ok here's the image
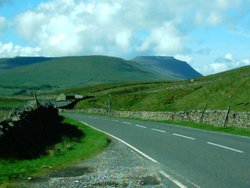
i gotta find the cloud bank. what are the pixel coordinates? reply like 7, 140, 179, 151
0, 0, 249, 75
0, 42, 41, 57
11, 0, 242, 58
198, 53, 250, 74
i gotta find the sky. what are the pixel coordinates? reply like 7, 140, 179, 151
0, 0, 250, 75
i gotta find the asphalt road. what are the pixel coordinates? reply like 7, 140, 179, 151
64, 113, 250, 188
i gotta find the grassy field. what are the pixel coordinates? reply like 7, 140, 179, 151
0, 97, 28, 119
0, 117, 109, 186
55, 65, 250, 112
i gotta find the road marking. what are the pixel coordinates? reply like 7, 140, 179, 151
112, 120, 119, 122
81, 121, 158, 163
136, 124, 147, 128
207, 142, 244, 153
173, 133, 195, 140
152, 128, 166, 133
160, 171, 187, 188
123, 121, 132, 125
130, 149, 143, 160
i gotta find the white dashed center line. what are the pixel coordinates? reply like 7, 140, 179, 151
136, 124, 147, 128
152, 128, 166, 133
173, 133, 195, 140
207, 142, 244, 153
123, 121, 132, 125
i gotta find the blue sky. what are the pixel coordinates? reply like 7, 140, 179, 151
0, 0, 250, 75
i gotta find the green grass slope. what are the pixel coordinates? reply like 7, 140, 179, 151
0, 56, 164, 96
67, 65, 250, 112
0, 55, 203, 96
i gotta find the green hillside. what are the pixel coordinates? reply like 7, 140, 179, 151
0, 56, 159, 95
62, 65, 250, 112
0, 55, 202, 96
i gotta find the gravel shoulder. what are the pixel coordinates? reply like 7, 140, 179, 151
19, 138, 173, 187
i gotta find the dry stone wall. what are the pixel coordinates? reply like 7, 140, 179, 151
74, 108, 250, 128
0, 103, 61, 158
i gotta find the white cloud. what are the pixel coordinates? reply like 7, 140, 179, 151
9, 0, 243, 58
209, 63, 229, 73
137, 22, 183, 55
0, 42, 41, 57
224, 53, 233, 61
242, 59, 250, 65
198, 53, 250, 75
115, 30, 132, 50
174, 54, 193, 63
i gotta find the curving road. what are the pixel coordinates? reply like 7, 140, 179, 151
64, 113, 250, 188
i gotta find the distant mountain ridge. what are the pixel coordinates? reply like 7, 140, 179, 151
133, 56, 202, 80
0, 55, 202, 95
0, 57, 54, 69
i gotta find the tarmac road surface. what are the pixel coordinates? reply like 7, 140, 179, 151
64, 113, 250, 188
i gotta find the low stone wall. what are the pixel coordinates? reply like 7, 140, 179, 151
0, 103, 61, 158
73, 108, 250, 128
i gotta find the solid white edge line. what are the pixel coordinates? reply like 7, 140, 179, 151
152, 128, 166, 133
81, 121, 158, 163
159, 171, 187, 188
207, 142, 244, 153
130, 149, 143, 160
123, 121, 132, 125
135, 124, 147, 128
173, 133, 195, 140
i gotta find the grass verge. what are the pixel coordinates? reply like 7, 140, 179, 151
0, 117, 110, 187
159, 120, 250, 137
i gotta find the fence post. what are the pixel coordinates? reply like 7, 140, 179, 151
199, 104, 207, 124
107, 94, 112, 114
33, 92, 39, 108
223, 106, 231, 127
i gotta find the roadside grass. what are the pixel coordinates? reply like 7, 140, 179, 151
0, 117, 109, 186
159, 120, 250, 137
